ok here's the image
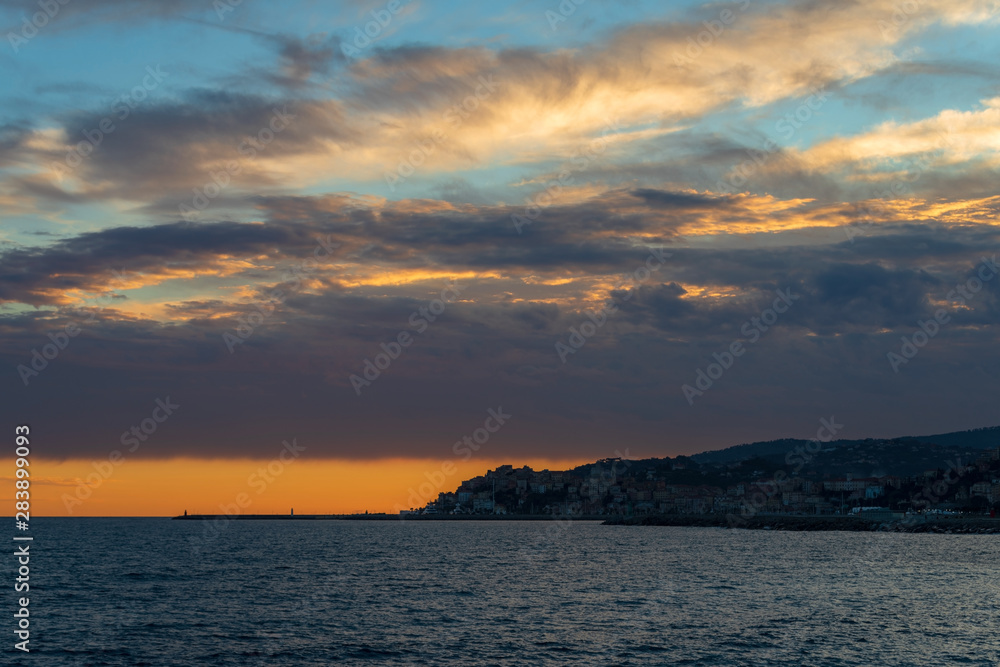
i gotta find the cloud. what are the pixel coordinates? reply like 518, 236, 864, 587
630, 189, 731, 210
3, 0, 1000, 461
5, 181, 1000, 310
2, 228, 998, 460
9, 90, 352, 211
802, 97, 1000, 178
274, 34, 347, 85
0, 219, 315, 305
7, 0, 996, 214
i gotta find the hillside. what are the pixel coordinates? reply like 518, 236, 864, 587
413, 425, 1000, 517
691, 425, 1000, 467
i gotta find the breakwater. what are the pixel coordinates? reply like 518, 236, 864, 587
603, 514, 1000, 533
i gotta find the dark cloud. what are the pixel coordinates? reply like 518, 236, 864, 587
0, 122, 31, 169
820, 262, 943, 318
630, 188, 730, 209
2, 190, 999, 461
3, 258, 998, 460
2, 3, 999, 479
6, 189, 999, 318
32, 89, 352, 205
0, 220, 316, 305
275, 34, 346, 85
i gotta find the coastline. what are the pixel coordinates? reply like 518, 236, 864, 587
602, 513, 1000, 533
170, 513, 608, 521
171, 512, 1000, 532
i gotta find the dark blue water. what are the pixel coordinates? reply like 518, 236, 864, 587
13, 518, 1000, 665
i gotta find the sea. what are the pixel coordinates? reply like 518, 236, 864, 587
17, 518, 1000, 666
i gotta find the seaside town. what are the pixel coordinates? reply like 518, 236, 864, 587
404, 439, 1000, 520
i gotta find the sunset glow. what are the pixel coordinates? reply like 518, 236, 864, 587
12, 458, 591, 516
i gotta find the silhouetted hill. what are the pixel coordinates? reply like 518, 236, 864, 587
899, 425, 1000, 450
692, 438, 811, 465
419, 425, 1000, 516
691, 426, 1000, 466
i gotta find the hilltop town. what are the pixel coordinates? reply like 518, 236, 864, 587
406, 430, 1000, 519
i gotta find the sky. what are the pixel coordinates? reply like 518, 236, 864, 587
2, 0, 999, 515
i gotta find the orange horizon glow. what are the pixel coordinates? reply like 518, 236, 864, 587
5, 456, 594, 517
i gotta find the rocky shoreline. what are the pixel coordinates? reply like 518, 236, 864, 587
603, 514, 1000, 533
